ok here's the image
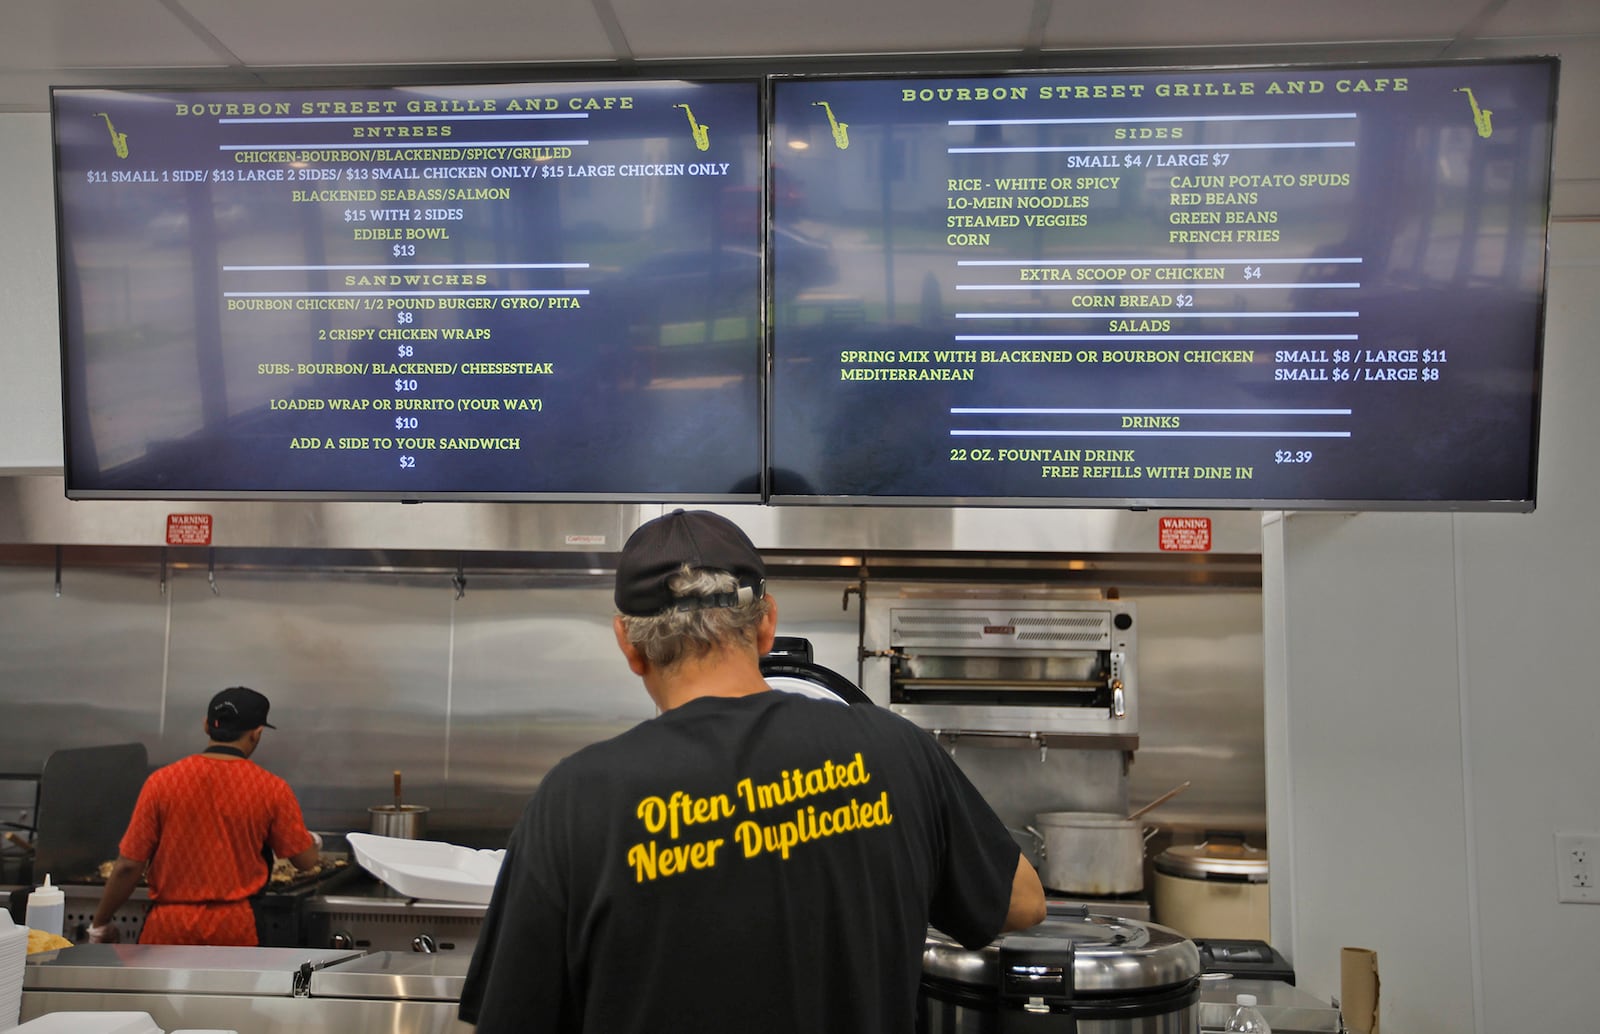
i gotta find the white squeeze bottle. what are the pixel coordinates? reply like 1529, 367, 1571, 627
1224, 992, 1271, 1034
25, 873, 66, 938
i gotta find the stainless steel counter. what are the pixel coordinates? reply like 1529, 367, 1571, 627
1197, 976, 1341, 1033
24, 945, 361, 996
22, 944, 474, 1034
306, 951, 471, 1001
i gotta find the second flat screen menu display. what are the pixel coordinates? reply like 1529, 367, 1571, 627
768, 61, 1557, 509
56, 79, 763, 499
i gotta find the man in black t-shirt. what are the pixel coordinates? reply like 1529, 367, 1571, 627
460, 509, 1045, 1033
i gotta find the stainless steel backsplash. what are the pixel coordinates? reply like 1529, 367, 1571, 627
0, 477, 1264, 848
0, 560, 1262, 849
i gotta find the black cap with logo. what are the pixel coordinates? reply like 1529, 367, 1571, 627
614, 509, 767, 617
206, 686, 276, 739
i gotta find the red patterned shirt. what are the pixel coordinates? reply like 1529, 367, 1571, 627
120, 753, 313, 904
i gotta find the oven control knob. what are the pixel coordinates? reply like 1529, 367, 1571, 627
412, 934, 438, 954
330, 931, 354, 949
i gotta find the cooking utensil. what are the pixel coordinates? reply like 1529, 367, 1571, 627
1127, 780, 1192, 821
1029, 811, 1157, 896
368, 769, 429, 839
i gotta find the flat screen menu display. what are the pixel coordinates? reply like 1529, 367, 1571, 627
769, 60, 1557, 509
55, 79, 764, 500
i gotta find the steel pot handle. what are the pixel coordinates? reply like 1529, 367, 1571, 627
1019, 825, 1047, 861
1142, 825, 1160, 843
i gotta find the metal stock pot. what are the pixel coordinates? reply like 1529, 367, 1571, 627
919, 909, 1201, 1033
370, 769, 429, 838
368, 804, 428, 839
1030, 811, 1157, 895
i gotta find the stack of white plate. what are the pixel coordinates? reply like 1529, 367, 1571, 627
0, 912, 27, 1030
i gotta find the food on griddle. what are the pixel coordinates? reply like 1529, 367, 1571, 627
274, 854, 348, 883
95, 854, 347, 885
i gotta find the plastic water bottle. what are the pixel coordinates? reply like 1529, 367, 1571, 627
1224, 992, 1272, 1033
25, 873, 65, 939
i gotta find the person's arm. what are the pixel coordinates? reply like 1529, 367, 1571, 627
88, 855, 146, 942
288, 831, 322, 872
1000, 852, 1047, 932
265, 781, 320, 872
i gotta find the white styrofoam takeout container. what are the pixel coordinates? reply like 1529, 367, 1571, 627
12, 1013, 164, 1033
346, 832, 505, 904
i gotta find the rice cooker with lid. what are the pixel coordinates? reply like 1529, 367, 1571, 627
919, 908, 1201, 1033
1151, 840, 1269, 943
761, 635, 875, 706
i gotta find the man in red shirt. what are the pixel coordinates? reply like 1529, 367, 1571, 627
87, 686, 320, 946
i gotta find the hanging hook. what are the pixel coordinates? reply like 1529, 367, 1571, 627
54, 546, 62, 599
452, 564, 467, 600
208, 548, 220, 596
160, 548, 168, 596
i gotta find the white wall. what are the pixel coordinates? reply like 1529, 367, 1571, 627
1265, 220, 1600, 1031
0, 113, 61, 473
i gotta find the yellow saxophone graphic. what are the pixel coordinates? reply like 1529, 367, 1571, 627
675, 104, 710, 151
813, 101, 849, 149
94, 112, 130, 159
1455, 88, 1493, 139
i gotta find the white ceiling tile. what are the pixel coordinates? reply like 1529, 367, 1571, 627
1041, 0, 1475, 50
179, 0, 617, 66
609, 0, 1040, 59
0, 0, 226, 70
0, 73, 62, 114
1478, 0, 1600, 38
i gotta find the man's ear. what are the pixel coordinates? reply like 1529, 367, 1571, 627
755, 595, 779, 657
614, 615, 650, 677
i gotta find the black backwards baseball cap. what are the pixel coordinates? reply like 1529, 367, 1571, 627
206, 686, 276, 737
614, 509, 767, 617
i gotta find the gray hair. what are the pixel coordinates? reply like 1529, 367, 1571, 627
617, 565, 770, 670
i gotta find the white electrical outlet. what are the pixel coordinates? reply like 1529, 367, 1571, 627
1555, 832, 1600, 904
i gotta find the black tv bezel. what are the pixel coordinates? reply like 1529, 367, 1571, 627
762, 56, 1559, 513
51, 74, 771, 504
50, 56, 1559, 512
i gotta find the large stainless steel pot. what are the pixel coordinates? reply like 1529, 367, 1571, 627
1031, 811, 1156, 895
368, 804, 429, 839
919, 909, 1201, 1033
371, 769, 428, 838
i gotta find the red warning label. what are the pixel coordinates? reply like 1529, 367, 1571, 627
1158, 516, 1211, 552
166, 513, 213, 546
